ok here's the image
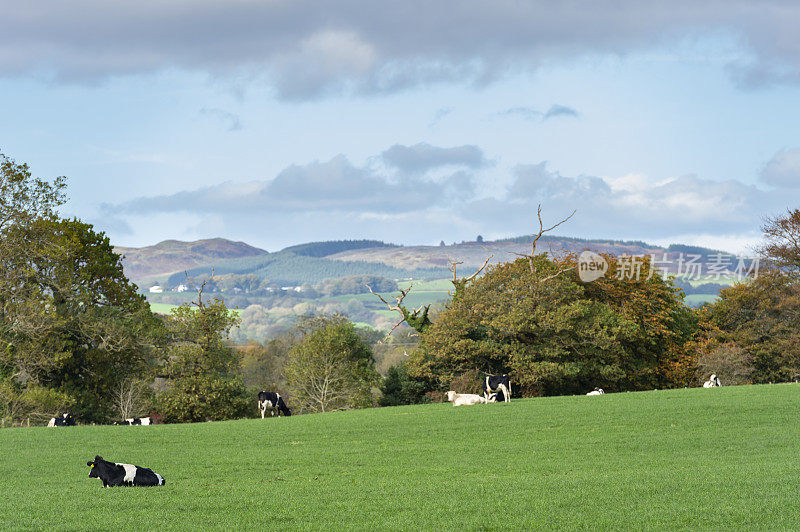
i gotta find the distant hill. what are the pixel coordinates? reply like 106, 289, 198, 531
118, 235, 732, 289
116, 238, 267, 284
327, 236, 727, 273
281, 239, 397, 257
167, 250, 445, 287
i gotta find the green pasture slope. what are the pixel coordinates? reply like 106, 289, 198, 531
2, 385, 800, 529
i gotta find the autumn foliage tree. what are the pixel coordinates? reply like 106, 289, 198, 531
758, 209, 800, 276
697, 271, 800, 384
408, 253, 697, 396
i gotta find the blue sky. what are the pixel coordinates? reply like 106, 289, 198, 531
2, 1, 800, 252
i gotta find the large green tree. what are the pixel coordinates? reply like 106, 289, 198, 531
408, 254, 697, 396
1, 153, 159, 423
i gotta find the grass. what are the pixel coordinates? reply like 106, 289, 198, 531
3, 384, 799, 529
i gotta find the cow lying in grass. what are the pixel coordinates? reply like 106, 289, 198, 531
446, 391, 487, 406
258, 391, 291, 418
586, 388, 605, 395
703, 374, 722, 388
87, 455, 165, 487
114, 417, 151, 425
47, 413, 74, 427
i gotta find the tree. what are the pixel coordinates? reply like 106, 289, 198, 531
0, 152, 66, 231
758, 209, 800, 276
155, 286, 249, 423
1, 216, 160, 422
698, 271, 800, 384
111, 378, 152, 420
378, 363, 428, 406
408, 253, 696, 396
284, 315, 379, 413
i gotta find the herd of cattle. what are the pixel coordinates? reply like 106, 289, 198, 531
445, 373, 725, 406
52, 375, 729, 488
50, 374, 727, 428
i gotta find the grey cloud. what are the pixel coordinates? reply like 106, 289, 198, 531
199, 108, 242, 131
499, 107, 542, 120
543, 105, 579, 120
109, 151, 477, 216
761, 148, 800, 188
428, 107, 453, 128
381, 143, 488, 173
485, 163, 778, 239
102, 147, 800, 248
499, 105, 579, 122
508, 163, 610, 200
4, 2, 800, 98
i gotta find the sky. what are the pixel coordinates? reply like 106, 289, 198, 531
2, 1, 800, 253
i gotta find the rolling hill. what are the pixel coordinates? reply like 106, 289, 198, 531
3, 384, 799, 529
116, 238, 267, 285
119, 235, 732, 288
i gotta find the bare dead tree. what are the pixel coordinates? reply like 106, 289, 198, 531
510, 204, 576, 279
185, 269, 214, 308
111, 378, 149, 420
448, 245, 494, 297
367, 284, 431, 339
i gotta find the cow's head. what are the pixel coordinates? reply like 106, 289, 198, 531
87, 455, 104, 478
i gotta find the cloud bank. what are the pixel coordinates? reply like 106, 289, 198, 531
4, 1, 800, 98
102, 143, 800, 249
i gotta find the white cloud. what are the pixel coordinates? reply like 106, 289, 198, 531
761, 148, 800, 188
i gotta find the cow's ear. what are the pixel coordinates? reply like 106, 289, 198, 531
95, 455, 102, 461
87, 461, 93, 466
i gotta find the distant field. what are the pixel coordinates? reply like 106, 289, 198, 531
684, 294, 720, 307
147, 303, 242, 316
2, 384, 799, 529
673, 274, 739, 287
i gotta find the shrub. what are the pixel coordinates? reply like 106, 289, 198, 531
156, 375, 252, 423
378, 364, 429, 406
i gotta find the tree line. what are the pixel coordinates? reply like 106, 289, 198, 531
4, 152, 800, 426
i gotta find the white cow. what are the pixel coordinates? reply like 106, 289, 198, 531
586, 388, 605, 396
446, 391, 488, 406
703, 374, 722, 388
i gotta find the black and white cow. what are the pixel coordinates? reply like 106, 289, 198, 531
586, 387, 605, 395
47, 413, 75, 427
87, 455, 165, 487
114, 417, 151, 426
257, 391, 291, 418
484, 374, 511, 403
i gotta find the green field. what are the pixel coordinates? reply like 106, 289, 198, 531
684, 293, 720, 307
2, 384, 799, 529
147, 302, 242, 317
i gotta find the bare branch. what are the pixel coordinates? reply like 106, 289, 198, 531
186, 268, 214, 308
464, 246, 494, 283
367, 284, 411, 341
447, 259, 464, 283
530, 205, 576, 258
538, 266, 576, 284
